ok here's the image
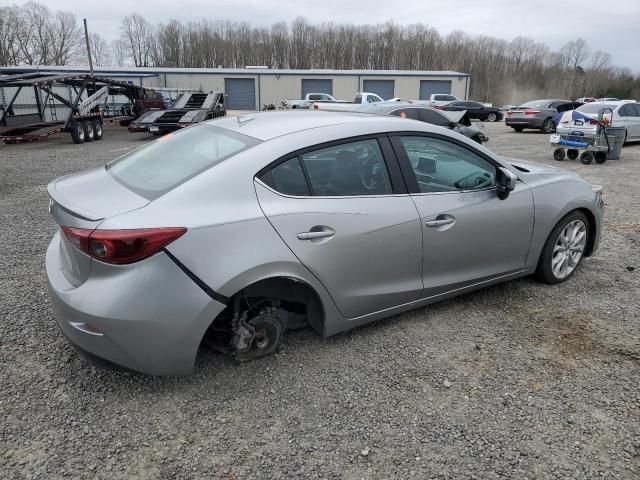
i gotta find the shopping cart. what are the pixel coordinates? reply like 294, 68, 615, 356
550, 108, 613, 164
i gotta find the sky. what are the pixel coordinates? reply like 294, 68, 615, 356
22, 0, 640, 72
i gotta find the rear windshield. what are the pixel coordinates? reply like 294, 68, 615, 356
107, 124, 259, 199
577, 103, 617, 113
518, 100, 550, 108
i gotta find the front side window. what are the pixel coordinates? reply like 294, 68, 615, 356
398, 136, 496, 193
301, 139, 392, 196
107, 125, 258, 199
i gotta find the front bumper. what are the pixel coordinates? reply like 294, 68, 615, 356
45, 232, 226, 376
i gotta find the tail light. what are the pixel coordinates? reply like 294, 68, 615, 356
524, 110, 540, 116
313, 103, 319, 110
507, 112, 513, 117
62, 227, 187, 265
589, 119, 598, 125
436, 105, 443, 110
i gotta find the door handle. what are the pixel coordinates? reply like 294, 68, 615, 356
426, 215, 456, 228
297, 229, 335, 240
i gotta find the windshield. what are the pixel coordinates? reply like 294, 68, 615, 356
577, 103, 617, 113
107, 124, 259, 199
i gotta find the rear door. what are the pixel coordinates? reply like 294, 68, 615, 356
391, 134, 534, 296
255, 136, 423, 319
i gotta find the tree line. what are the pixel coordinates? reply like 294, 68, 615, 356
1, 2, 639, 105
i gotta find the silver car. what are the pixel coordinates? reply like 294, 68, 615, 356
556, 101, 640, 143
46, 111, 604, 375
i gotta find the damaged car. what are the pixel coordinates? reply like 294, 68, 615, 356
46, 111, 603, 375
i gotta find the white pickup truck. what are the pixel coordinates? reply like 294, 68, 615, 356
286, 93, 349, 109
414, 93, 460, 108
311, 92, 396, 111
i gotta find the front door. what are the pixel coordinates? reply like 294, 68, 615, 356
255, 137, 423, 319
391, 134, 535, 297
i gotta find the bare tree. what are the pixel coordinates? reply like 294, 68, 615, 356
89, 32, 111, 66
111, 38, 128, 67
0, 6, 22, 66
49, 10, 82, 65
120, 14, 154, 66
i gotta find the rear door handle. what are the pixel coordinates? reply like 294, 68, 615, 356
297, 229, 335, 240
426, 215, 456, 228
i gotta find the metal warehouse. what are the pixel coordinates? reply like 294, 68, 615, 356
0, 66, 470, 110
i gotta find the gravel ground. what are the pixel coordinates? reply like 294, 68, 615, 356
1, 122, 639, 480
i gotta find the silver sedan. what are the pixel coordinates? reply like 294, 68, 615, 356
46, 111, 604, 375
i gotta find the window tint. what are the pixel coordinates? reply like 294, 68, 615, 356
260, 157, 310, 196
446, 95, 457, 101
391, 108, 420, 120
418, 109, 450, 127
368, 95, 381, 103
107, 125, 258, 199
300, 139, 393, 196
619, 105, 631, 117
399, 136, 496, 193
630, 104, 640, 116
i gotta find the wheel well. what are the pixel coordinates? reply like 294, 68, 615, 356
211, 277, 325, 336
577, 208, 598, 257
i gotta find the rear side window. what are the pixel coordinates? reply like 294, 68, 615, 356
107, 125, 258, 199
391, 108, 420, 120
259, 158, 310, 196
419, 109, 450, 127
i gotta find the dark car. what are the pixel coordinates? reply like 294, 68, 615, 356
505, 99, 581, 133
438, 101, 503, 122
354, 103, 488, 144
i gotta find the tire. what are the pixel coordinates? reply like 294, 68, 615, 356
513, 127, 524, 132
595, 151, 607, 164
541, 118, 555, 134
536, 211, 589, 284
580, 151, 593, 164
70, 123, 85, 144
486, 112, 497, 122
553, 148, 565, 161
92, 120, 103, 140
82, 121, 94, 142
623, 130, 628, 145
567, 149, 579, 160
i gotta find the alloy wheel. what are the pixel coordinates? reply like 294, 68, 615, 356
551, 220, 587, 279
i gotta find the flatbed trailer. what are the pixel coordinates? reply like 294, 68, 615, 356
0, 72, 158, 144
128, 92, 226, 135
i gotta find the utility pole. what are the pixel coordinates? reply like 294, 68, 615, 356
83, 19, 94, 76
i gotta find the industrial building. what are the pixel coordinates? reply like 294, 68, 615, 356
0, 66, 470, 111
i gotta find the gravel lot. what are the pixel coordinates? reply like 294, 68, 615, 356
1, 121, 639, 480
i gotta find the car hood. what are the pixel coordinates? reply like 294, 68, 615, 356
502, 157, 565, 174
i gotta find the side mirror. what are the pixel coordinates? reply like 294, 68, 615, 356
496, 167, 518, 200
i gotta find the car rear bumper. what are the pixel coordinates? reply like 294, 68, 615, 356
45, 232, 226, 376
505, 117, 544, 129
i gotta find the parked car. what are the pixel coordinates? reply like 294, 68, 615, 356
596, 97, 619, 102
555, 101, 640, 143
412, 93, 461, 108
576, 97, 596, 103
506, 99, 581, 133
501, 104, 518, 111
46, 111, 603, 375
354, 103, 488, 143
286, 93, 348, 109
311, 92, 387, 111
438, 101, 503, 122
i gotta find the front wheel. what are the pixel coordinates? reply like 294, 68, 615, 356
536, 211, 589, 284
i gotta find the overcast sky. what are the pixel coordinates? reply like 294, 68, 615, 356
31, 0, 640, 72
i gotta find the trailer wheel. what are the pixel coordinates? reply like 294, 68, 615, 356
70, 124, 85, 144
92, 120, 103, 140
595, 152, 607, 164
580, 152, 594, 165
83, 121, 95, 142
567, 149, 579, 160
553, 148, 565, 161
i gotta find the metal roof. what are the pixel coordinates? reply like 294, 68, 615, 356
0, 65, 470, 78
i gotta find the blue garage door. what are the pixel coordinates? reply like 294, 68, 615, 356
301, 79, 333, 98
362, 80, 395, 100
419, 80, 452, 100
225, 78, 256, 110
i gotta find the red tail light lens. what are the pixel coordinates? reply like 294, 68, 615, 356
589, 119, 598, 125
507, 112, 513, 117
62, 227, 187, 264
524, 110, 540, 115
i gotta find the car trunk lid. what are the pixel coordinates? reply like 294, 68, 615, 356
48, 167, 150, 286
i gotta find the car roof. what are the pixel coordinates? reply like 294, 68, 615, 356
207, 110, 422, 141
353, 103, 426, 114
